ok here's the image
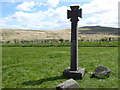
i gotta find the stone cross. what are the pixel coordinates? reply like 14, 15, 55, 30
63, 5, 85, 79
67, 6, 82, 71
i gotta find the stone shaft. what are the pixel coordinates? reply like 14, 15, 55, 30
67, 5, 82, 73
70, 21, 78, 71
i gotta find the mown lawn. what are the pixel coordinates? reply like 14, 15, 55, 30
2, 47, 118, 88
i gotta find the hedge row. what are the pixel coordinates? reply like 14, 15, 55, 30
1, 41, 119, 47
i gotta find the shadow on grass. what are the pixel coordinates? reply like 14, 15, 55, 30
22, 75, 65, 86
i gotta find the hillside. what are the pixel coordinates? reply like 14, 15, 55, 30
78, 26, 118, 34
1, 26, 118, 43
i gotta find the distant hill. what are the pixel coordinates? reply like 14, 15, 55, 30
78, 26, 118, 34
1, 26, 119, 43
80, 26, 116, 28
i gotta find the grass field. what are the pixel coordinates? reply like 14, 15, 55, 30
2, 47, 118, 88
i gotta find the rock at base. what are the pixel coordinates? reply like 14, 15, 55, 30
92, 65, 112, 78
63, 67, 85, 79
56, 79, 80, 90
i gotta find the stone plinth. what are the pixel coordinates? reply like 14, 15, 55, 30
63, 67, 85, 79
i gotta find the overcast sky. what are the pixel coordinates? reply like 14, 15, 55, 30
0, 0, 119, 30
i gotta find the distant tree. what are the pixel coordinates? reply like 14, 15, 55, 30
65, 40, 69, 42
80, 38, 84, 41
100, 37, 108, 42
87, 39, 89, 41
59, 38, 64, 43
6, 41, 10, 43
13, 39, 17, 43
109, 37, 112, 41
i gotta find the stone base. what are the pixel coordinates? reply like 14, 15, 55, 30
63, 67, 85, 79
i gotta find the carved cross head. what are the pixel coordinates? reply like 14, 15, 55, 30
67, 5, 82, 22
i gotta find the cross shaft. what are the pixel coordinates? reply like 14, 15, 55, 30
67, 6, 82, 71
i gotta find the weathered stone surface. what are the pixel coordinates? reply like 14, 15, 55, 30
92, 65, 112, 78
56, 79, 80, 90
63, 67, 85, 79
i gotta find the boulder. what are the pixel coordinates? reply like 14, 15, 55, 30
56, 79, 80, 90
92, 65, 112, 78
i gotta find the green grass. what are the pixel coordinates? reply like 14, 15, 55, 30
2, 47, 118, 88
2, 41, 119, 47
